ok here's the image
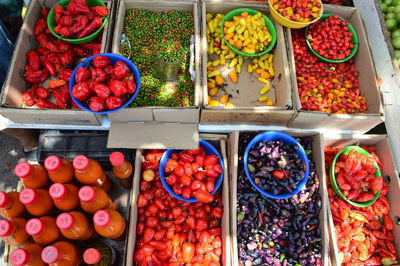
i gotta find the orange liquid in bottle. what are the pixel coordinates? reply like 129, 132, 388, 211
93, 209, 126, 240
56, 211, 97, 241
19, 188, 54, 217
110, 152, 133, 189
41, 241, 81, 266
44, 156, 75, 184
10, 243, 44, 266
14, 162, 49, 189
73, 155, 111, 192
26, 217, 61, 245
0, 191, 26, 218
78, 186, 116, 214
0, 218, 30, 246
49, 183, 79, 212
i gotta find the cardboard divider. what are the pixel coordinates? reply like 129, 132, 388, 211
200, 1, 295, 125
324, 135, 400, 266
0, 0, 114, 126
287, 4, 385, 132
109, 0, 201, 124
124, 134, 231, 265
228, 130, 329, 266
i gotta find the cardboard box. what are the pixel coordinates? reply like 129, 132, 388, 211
125, 134, 231, 265
324, 135, 400, 266
287, 5, 385, 132
228, 131, 330, 265
0, 0, 115, 126
108, 0, 201, 149
200, 1, 295, 125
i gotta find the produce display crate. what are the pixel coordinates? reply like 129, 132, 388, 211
108, 0, 201, 149
228, 131, 330, 265
125, 134, 231, 266
0, 0, 115, 126
324, 135, 400, 266
200, 1, 295, 125
287, 4, 385, 132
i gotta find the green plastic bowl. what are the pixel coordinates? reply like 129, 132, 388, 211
220, 8, 277, 57
47, 0, 108, 44
305, 14, 359, 63
329, 146, 382, 208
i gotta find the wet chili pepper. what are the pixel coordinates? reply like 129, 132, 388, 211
59, 50, 74, 66
93, 55, 111, 68
75, 67, 90, 83
90, 6, 108, 17
77, 17, 102, 38
24, 69, 49, 84
21, 91, 36, 106
109, 79, 127, 97
89, 97, 105, 112
58, 68, 73, 82
53, 85, 71, 109
59, 15, 74, 26
66, 0, 91, 15
54, 6, 64, 24
73, 46, 87, 57
40, 7, 50, 19
26, 51, 41, 70
36, 98, 60, 109
106, 96, 123, 110
72, 82, 91, 101
37, 87, 50, 99
33, 18, 46, 35
91, 68, 107, 83
71, 16, 89, 34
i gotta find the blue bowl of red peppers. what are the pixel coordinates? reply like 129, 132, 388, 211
69, 53, 141, 114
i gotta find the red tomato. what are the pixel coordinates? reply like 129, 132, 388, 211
182, 242, 195, 263
139, 181, 151, 192
149, 240, 167, 250
195, 190, 214, 203
136, 222, 145, 236
167, 174, 178, 186
180, 153, 194, 163
204, 155, 218, 167
137, 194, 148, 207
195, 171, 206, 181
195, 154, 205, 167
212, 236, 222, 249
148, 204, 158, 214
213, 163, 223, 174
165, 159, 179, 172
196, 218, 208, 232
143, 228, 155, 243
180, 175, 192, 187
191, 180, 203, 191
211, 206, 223, 219
206, 179, 215, 192
174, 165, 184, 177
184, 163, 194, 176
154, 229, 166, 241
272, 170, 285, 179
172, 184, 183, 195
146, 217, 158, 228
186, 216, 196, 230
206, 168, 219, 178
182, 186, 192, 199
199, 231, 211, 244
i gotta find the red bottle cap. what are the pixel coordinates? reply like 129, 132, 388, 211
49, 183, 67, 201
14, 162, 34, 179
110, 152, 125, 166
79, 186, 96, 203
26, 218, 45, 236
19, 188, 38, 205
83, 248, 101, 264
0, 192, 10, 208
41, 246, 60, 264
93, 210, 111, 227
56, 213, 75, 230
0, 219, 14, 237
44, 155, 62, 172
73, 155, 90, 171
10, 248, 30, 266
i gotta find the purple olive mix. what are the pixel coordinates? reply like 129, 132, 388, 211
237, 133, 322, 266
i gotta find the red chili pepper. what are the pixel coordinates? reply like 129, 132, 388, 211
37, 87, 50, 99
113, 61, 129, 80
53, 85, 71, 109
71, 15, 89, 34
77, 17, 102, 38
59, 15, 74, 26
383, 215, 394, 230
40, 7, 50, 19
44, 61, 56, 77
24, 69, 49, 84
21, 91, 36, 106
90, 6, 108, 17
42, 41, 59, 53
91, 68, 107, 83
26, 51, 41, 70
109, 79, 127, 97
36, 47, 50, 56
58, 68, 73, 82
93, 55, 111, 68
72, 82, 91, 102
356, 192, 374, 203
54, 6, 64, 24
59, 50, 74, 66
48, 79, 67, 89
106, 96, 123, 110
58, 43, 72, 53
75, 67, 90, 83
36, 98, 60, 109
36, 33, 48, 45
33, 18, 46, 35
67, 0, 91, 15
94, 84, 111, 99
89, 97, 105, 112
54, 25, 73, 38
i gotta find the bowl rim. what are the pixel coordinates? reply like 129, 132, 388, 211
329, 145, 382, 207
243, 131, 310, 199
268, 0, 324, 26
68, 53, 141, 114
220, 8, 277, 57
305, 14, 360, 63
159, 139, 224, 203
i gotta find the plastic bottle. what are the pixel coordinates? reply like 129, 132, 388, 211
14, 162, 49, 189
0, 218, 30, 246
41, 241, 81, 266
83, 243, 116, 266
110, 152, 133, 189
49, 183, 79, 212
56, 211, 97, 241
93, 209, 126, 240
78, 186, 116, 214
19, 188, 54, 216
44, 156, 75, 184
73, 155, 111, 192
0, 191, 26, 218
10, 243, 44, 266
26, 217, 61, 245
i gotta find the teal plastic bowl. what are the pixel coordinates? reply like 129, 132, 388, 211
47, 0, 108, 44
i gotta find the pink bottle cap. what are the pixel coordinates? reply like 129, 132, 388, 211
78, 186, 96, 203
19, 189, 38, 205
10, 248, 30, 266
0, 192, 10, 208
56, 213, 75, 230
73, 155, 89, 171
83, 248, 101, 264
26, 218, 44, 236
41, 246, 60, 264
44, 155, 62, 172
14, 162, 33, 179
0, 220, 14, 237
93, 210, 111, 227
109, 152, 125, 166
49, 183, 67, 201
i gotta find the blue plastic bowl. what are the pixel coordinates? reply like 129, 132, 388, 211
243, 131, 310, 199
69, 53, 140, 114
159, 139, 224, 203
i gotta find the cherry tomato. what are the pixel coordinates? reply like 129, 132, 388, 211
182, 242, 195, 263
195, 154, 205, 167
204, 155, 218, 167
195, 218, 208, 232
182, 186, 192, 199
195, 189, 214, 203
206, 179, 215, 192
186, 216, 196, 230
211, 206, 223, 219
180, 175, 192, 187
146, 217, 158, 228
143, 228, 155, 243
180, 153, 194, 163
143, 169, 155, 182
